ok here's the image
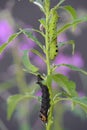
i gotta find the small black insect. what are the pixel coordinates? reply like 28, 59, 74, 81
37, 75, 50, 123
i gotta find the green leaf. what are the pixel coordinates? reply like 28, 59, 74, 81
29, 0, 44, 13
58, 64, 87, 75
54, 96, 87, 113
72, 97, 87, 113
7, 93, 37, 119
57, 0, 65, 7
57, 16, 87, 35
52, 74, 77, 96
61, 5, 77, 30
31, 49, 46, 62
22, 50, 39, 74
54, 0, 65, 10
62, 5, 77, 20
31, 28, 45, 37
58, 40, 75, 54
53, 93, 62, 101
0, 32, 21, 54
0, 43, 8, 54
20, 28, 43, 49
46, 75, 52, 89
39, 18, 46, 28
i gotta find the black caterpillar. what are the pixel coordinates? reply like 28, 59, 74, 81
37, 75, 50, 123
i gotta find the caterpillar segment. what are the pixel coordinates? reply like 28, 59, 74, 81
48, 9, 58, 60
37, 75, 50, 123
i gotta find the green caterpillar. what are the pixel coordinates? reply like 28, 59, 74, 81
48, 9, 58, 60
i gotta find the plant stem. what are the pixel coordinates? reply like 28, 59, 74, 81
45, 1, 54, 130
45, 16, 50, 75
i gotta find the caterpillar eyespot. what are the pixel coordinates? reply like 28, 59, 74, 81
39, 112, 47, 123
37, 75, 50, 123
48, 9, 58, 60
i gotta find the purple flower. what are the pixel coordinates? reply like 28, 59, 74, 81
0, 20, 13, 45
0, 20, 14, 59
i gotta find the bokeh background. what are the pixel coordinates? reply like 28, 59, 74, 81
0, 0, 87, 130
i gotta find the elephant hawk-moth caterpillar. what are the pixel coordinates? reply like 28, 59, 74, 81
37, 75, 50, 123
48, 9, 58, 60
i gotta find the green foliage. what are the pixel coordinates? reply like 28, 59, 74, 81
57, 64, 87, 75
46, 75, 52, 88
22, 50, 39, 75
58, 40, 75, 54
0, 32, 21, 53
55, 0, 65, 9
52, 74, 77, 97
0, 0, 86, 129
39, 18, 46, 28
29, 0, 44, 12
20, 28, 43, 49
7, 93, 37, 119
53, 95, 87, 114
57, 16, 87, 35
72, 97, 87, 113
62, 5, 77, 20
61, 5, 77, 30
31, 49, 46, 62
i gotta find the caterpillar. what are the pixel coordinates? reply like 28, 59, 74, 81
37, 75, 50, 123
48, 9, 59, 60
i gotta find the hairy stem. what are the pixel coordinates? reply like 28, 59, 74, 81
45, 1, 54, 130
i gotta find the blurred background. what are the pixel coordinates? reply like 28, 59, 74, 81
0, 0, 87, 130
